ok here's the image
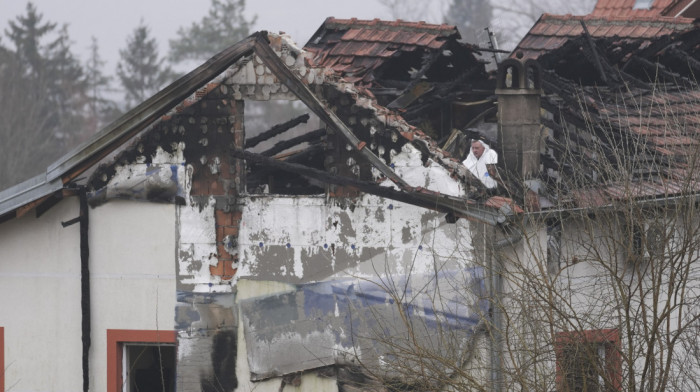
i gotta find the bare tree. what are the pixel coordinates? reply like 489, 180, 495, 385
347, 72, 700, 392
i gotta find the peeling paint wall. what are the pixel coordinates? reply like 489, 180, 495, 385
71, 29, 479, 391
233, 194, 479, 384
237, 194, 473, 284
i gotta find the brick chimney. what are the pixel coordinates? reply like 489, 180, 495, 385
495, 57, 542, 181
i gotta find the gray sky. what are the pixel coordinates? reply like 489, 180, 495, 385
0, 0, 445, 71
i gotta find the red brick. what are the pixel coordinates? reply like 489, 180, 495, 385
209, 262, 225, 276
216, 225, 225, 242
215, 210, 232, 226
223, 225, 239, 238
209, 180, 224, 195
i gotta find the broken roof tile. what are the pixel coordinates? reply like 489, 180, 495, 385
304, 17, 468, 85
513, 13, 695, 60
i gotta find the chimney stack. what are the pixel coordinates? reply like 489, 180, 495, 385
495, 57, 542, 181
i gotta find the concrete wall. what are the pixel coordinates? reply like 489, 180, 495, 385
0, 198, 176, 392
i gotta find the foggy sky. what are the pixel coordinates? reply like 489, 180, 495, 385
0, 0, 443, 71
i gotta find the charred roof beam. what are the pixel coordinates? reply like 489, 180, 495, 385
260, 128, 326, 157
233, 149, 509, 226
245, 113, 310, 148
252, 35, 411, 189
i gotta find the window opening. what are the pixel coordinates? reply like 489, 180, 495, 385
107, 329, 176, 392
123, 343, 176, 392
556, 329, 621, 392
244, 100, 326, 195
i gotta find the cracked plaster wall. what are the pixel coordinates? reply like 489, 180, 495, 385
236, 193, 473, 285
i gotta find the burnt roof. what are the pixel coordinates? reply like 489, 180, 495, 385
304, 17, 470, 85
591, 0, 677, 17
533, 20, 700, 206
514, 13, 695, 60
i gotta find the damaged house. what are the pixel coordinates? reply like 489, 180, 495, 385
0, 21, 504, 392
1, 6, 700, 392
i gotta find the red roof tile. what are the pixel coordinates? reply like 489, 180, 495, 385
592, 0, 676, 17
304, 17, 462, 85
513, 13, 694, 60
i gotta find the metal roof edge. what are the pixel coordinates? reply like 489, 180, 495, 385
0, 174, 63, 218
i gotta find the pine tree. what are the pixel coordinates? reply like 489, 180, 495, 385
5, 2, 55, 78
169, 0, 256, 64
85, 36, 118, 132
444, 0, 494, 45
117, 22, 174, 109
0, 2, 88, 189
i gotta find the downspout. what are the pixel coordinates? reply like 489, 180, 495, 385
79, 187, 91, 392
61, 187, 91, 392
490, 225, 523, 392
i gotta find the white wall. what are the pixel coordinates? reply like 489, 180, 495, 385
88, 200, 176, 391
0, 198, 176, 392
0, 198, 82, 392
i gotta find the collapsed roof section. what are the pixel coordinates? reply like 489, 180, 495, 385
515, 14, 700, 207
304, 17, 494, 142
0, 30, 509, 226
515, 13, 695, 61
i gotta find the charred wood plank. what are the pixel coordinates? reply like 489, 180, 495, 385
252, 37, 411, 189
233, 149, 506, 226
666, 47, 700, 78
580, 20, 610, 86
623, 56, 686, 85
261, 128, 326, 157
245, 113, 310, 148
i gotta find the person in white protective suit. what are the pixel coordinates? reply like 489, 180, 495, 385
462, 139, 505, 196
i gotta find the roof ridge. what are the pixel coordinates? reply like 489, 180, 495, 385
324, 17, 458, 34
540, 12, 694, 24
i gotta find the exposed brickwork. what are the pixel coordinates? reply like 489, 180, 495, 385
212, 209, 242, 280
197, 99, 245, 280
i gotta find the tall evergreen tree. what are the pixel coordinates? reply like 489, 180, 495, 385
117, 22, 174, 109
85, 36, 118, 133
169, 0, 256, 64
443, 0, 494, 45
5, 2, 55, 78
0, 2, 88, 189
